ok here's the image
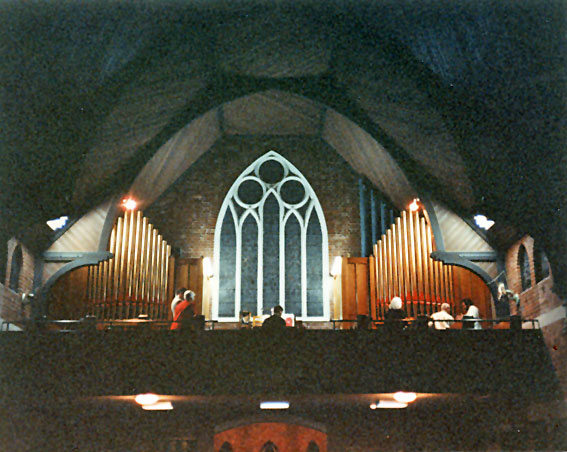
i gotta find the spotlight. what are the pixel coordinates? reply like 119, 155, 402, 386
122, 198, 137, 210
142, 401, 173, 411
409, 198, 420, 212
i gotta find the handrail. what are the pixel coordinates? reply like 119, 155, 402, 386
0, 318, 219, 332
1, 317, 539, 332
330, 316, 539, 330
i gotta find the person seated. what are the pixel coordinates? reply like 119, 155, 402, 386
239, 310, 252, 329
428, 303, 454, 330
171, 289, 196, 330
355, 314, 371, 330
262, 305, 287, 331
457, 298, 482, 330
385, 296, 406, 330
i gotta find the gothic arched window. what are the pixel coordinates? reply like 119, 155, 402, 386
533, 244, 550, 283
307, 441, 320, 452
213, 151, 329, 321
9, 245, 23, 292
260, 441, 279, 452
219, 442, 233, 452
518, 245, 532, 292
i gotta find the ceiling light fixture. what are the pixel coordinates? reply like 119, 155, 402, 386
260, 401, 290, 410
474, 214, 495, 230
141, 401, 173, 411
46, 216, 69, 231
135, 393, 159, 406
372, 400, 408, 409
393, 391, 417, 403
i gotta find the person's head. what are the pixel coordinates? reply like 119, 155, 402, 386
461, 298, 474, 310
273, 305, 283, 316
389, 296, 403, 310
441, 303, 451, 313
184, 290, 196, 301
177, 287, 187, 297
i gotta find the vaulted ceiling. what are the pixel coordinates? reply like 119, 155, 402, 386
1, 1, 566, 293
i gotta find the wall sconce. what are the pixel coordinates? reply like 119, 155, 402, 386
330, 256, 342, 278
203, 257, 214, 279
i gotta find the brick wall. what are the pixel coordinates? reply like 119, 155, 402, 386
1, 238, 35, 322
506, 235, 567, 401
146, 135, 362, 263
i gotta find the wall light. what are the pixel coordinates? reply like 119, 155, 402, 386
203, 257, 214, 279
330, 256, 342, 278
121, 197, 137, 210
260, 401, 290, 410
393, 391, 417, 403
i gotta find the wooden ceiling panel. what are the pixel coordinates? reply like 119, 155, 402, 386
223, 90, 322, 136
322, 108, 416, 209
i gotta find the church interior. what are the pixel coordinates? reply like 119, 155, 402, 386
1, 1, 566, 451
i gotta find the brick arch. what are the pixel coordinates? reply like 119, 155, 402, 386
214, 422, 327, 452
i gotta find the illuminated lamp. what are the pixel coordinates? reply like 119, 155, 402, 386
474, 214, 495, 230
373, 400, 408, 409
409, 198, 420, 212
203, 257, 214, 279
330, 256, 342, 278
393, 391, 417, 403
260, 401, 289, 410
121, 197, 137, 210
142, 401, 173, 411
135, 393, 159, 406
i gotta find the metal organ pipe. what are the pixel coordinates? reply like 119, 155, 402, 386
371, 207, 456, 319
85, 211, 172, 320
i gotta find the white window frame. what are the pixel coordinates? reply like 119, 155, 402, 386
213, 151, 329, 321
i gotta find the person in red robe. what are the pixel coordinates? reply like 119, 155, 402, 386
171, 290, 196, 330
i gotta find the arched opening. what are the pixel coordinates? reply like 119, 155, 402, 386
518, 245, 532, 292
213, 151, 329, 321
9, 245, 23, 293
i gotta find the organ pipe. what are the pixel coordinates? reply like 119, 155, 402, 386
85, 210, 172, 320
371, 206, 457, 319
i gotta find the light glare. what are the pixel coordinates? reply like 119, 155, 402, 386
203, 257, 214, 278
409, 198, 420, 212
330, 256, 342, 277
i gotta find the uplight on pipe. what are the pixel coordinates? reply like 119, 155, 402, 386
409, 198, 420, 212
122, 197, 138, 210
260, 401, 290, 410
